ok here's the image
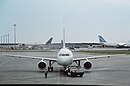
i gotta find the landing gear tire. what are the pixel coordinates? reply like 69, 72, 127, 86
71, 71, 74, 77
80, 74, 83, 77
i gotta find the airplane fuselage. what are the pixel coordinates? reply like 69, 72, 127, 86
57, 48, 73, 67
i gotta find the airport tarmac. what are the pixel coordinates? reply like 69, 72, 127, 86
0, 50, 130, 85
75, 47, 130, 51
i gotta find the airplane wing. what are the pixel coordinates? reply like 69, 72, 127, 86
73, 54, 122, 61
2, 54, 124, 62
2, 54, 57, 62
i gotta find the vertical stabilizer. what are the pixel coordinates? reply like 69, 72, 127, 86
45, 37, 53, 45
61, 40, 63, 48
98, 35, 106, 43
63, 28, 66, 48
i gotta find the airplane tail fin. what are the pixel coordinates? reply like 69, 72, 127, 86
98, 35, 106, 43
61, 40, 63, 48
63, 28, 65, 48
45, 37, 53, 45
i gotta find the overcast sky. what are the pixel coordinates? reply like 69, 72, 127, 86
0, 0, 130, 44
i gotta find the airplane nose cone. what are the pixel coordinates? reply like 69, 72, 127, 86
57, 56, 73, 66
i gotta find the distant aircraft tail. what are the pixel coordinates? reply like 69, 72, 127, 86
45, 37, 53, 45
98, 35, 106, 43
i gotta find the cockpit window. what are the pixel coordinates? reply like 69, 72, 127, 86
59, 54, 70, 56
66, 54, 69, 56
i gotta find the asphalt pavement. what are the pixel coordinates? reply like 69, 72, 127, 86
0, 50, 130, 85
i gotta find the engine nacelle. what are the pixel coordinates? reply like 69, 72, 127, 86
37, 60, 47, 70
83, 60, 92, 70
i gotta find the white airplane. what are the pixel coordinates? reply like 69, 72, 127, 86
2, 30, 116, 72
98, 35, 130, 48
25, 37, 53, 49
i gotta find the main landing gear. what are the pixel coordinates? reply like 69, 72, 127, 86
48, 60, 54, 72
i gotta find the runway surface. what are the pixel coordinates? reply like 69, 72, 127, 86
0, 50, 130, 85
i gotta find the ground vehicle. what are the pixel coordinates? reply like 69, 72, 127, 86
65, 66, 84, 77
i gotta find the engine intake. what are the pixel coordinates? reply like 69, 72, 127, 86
38, 60, 47, 70
84, 61, 92, 70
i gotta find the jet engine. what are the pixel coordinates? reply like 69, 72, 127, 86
83, 60, 92, 70
38, 60, 47, 70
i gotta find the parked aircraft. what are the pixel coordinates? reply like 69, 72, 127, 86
40, 39, 100, 49
98, 35, 130, 48
2, 30, 116, 74
25, 37, 53, 49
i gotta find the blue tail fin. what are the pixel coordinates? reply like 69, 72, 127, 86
98, 35, 106, 43
45, 37, 53, 45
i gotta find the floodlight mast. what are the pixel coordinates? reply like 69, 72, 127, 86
14, 24, 16, 49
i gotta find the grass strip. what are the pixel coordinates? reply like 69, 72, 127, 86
77, 50, 130, 54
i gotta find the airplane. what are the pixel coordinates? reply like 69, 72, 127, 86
48, 42, 100, 50
98, 35, 130, 48
0, 37, 53, 50
40, 38, 100, 50
2, 30, 117, 74
24, 37, 53, 49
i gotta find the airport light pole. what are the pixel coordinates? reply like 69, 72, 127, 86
3, 35, 5, 43
1, 36, 2, 43
7, 34, 9, 44
7, 34, 9, 49
14, 24, 16, 49
5, 34, 7, 43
